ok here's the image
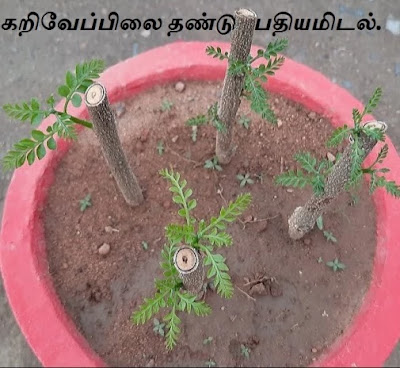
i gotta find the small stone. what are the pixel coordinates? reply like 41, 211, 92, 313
98, 243, 111, 256
90, 289, 102, 302
105, 226, 119, 233
163, 200, 171, 209
269, 281, 283, 297
303, 238, 311, 246
327, 152, 336, 162
171, 135, 179, 143
249, 283, 268, 296
175, 81, 185, 93
221, 306, 225, 311
311, 347, 318, 353
62, 262, 68, 269
277, 119, 283, 128
308, 111, 317, 119
286, 188, 294, 193
136, 141, 144, 152
251, 335, 260, 345
146, 359, 155, 367
140, 129, 150, 143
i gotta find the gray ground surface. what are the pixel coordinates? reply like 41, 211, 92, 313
0, 0, 399, 366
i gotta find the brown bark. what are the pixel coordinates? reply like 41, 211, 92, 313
173, 246, 205, 296
85, 82, 144, 206
216, 8, 257, 164
288, 121, 387, 240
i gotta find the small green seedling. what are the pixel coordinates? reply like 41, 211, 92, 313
238, 115, 251, 129
161, 99, 174, 112
241, 344, 251, 359
205, 359, 216, 367
153, 318, 166, 337
186, 102, 226, 132
191, 126, 198, 142
203, 336, 213, 345
204, 157, 222, 171
237, 173, 254, 188
141, 241, 149, 251
132, 169, 251, 350
2, 60, 105, 170
349, 193, 359, 206
316, 216, 337, 243
79, 194, 92, 212
323, 231, 337, 243
157, 140, 165, 156
326, 258, 346, 272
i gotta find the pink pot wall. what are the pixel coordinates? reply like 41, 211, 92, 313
1, 41, 400, 367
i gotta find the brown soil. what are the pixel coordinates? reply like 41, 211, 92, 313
44, 82, 376, 367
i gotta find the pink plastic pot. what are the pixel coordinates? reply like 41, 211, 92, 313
1, 42, 400, 367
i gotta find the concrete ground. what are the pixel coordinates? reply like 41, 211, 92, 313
0, 0, 399, 366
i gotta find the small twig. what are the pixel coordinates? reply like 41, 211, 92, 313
243, 275, 276, 288
290, 323, 299, 331
240, 214, 279, 230
280, 157, 284, 173
165, 143, 203, 168
217, 184, 228, 206
235, 285, 256, 302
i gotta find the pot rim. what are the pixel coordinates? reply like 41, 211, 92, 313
1, 41, 400, 367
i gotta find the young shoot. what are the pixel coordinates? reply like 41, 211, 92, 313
204, 157, 222, 171
241, 344, 251, 359
79, 194, 92, 212
131, 168, 252, 350
326, 258, 346, 272
186, 102, 225, 132
161, 99, 174, 112
141, 241, 149, 251
205, 359, 217, 367
237, 173, 254, 187
2, 60, 105, 170
156, 140, 165, 156
153, 318, 166, 337
316, 215, 337, 243
238, 115, 251, 129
